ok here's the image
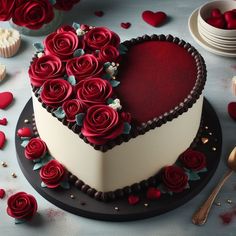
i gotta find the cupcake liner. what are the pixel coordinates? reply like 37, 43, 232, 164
0, 28, 21, 58
0, 64, 6, 82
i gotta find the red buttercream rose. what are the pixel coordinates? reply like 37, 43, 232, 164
66, 54, 103, 82
24, 138, 47, 160
75, 78, 113, 107
57, 25, 76, 34
98, 45, 120, 63
121, 112, 132, 123
29, 54, 64, 87
40, 79, 73, 108
0, 0, 16, 21
44, 31, 82, 60
7, 192, 37, 220
54, 0, 80, 11
12, 0, 54, 30
179, 149, 207, 171
84, 27, 120, 50
62, 99, 86, 122
40, 159, 67, 188
162, 165, 188, 193
81, 105, 124, 145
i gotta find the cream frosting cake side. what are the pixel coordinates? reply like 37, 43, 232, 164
32, 93, 203, 192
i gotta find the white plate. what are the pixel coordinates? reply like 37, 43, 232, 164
188, 8, 236, 57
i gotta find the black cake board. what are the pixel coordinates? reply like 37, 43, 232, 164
15, 98, 222, 221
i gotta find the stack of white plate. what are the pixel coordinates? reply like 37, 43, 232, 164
197, 0, 236, 53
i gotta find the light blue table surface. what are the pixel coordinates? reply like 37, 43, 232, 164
1, 0, 236, 235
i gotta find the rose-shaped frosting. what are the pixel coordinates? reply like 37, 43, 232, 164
98, 45, 120, 63
179, 149, 206, 171
12, 0, 54, 30
162, 165, 188, 193
7, 192, 37, 220
40, 159, 66, 188
81, 105, 124, 145
0, 0, 16, 21
57, 25, 76, 34
40, 79, 73, 108
29, 55, 64, 87
24, 138, 47, 160
84, 27, 120, 50
62, 99, 86, 122
44, 31, 81, 60
54, 0, 80, 11
66, 54, 103, 82
75, 78, 113, 107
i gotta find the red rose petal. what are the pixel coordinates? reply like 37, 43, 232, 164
94, 11, 104, 17
17, 127, 32, 138
0, 189, 5, 199
0, 131, 6, 149
0, 92, 13, 109
146, 187, 161, 200
128, 195, 140, 205
228, 102, 236, 120
142, 11, 167, 27
121, 22, 131, 29
0, 118, 7, 126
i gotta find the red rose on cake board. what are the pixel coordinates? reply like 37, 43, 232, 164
25, 138, 47, 160
0, 0, 16, 21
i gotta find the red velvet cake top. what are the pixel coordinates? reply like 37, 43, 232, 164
116, 41, 197, 124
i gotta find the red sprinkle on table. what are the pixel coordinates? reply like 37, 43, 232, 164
94, 11, 104, 17
0, 118, 7, 126
121, 22, 131, 29
0, 131, 6, 149
0, 189, 5, 199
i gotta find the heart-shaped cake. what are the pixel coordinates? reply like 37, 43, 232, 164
29, 23, 206, 201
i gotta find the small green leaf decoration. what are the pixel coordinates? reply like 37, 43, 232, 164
107, 98, 114, 105
75, 113, 85, 126
72, 22, 80, 30
110, 80, 120, 87
196, 167, 208, 173
67, 75, 76, 86
41, 154, 53, 165
21, 140, 29, 148
53, 107, 66, 119
102, 74, 112, 80
15, 218, 26, 224
156, 184, 167, 194
60, 181, 70, 190
33, 42, 44, 52
33, 158, 41, 163
103, 62, 111, 69
41, 182, 47, 188
186, 170, 200, 181
49, 0, 56, 5
36, 86, 43, 95
119, 44, 128, 55
33, 162, 44, 171
20, 137, 31, 141
123, 122, 131, 134
73, 49, 85, 57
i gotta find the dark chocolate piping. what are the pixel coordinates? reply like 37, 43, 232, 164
31, 34, 206, 152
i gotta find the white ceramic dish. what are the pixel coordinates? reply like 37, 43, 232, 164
188, 8, 236, 57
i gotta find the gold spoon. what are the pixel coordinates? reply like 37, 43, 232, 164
192, 146, 236, 225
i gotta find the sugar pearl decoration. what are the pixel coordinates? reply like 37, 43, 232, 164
215, 201, 221, 206
12, 173, 17, 178
114, 207, 119, 211
70, 194, 75, 199
201, 137, 209, 144
226, 199, 232, 204
1, 161, 7, 167
144, 203, 149, 207
212, 147, 216, 151
24, 119, 29, 124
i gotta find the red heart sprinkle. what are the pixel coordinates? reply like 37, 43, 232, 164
94, 11, 104, 17
0, 92, 13, 110
0, 131, 6, 149
211, 8, 222, 18
228, 102, 236, 120
146, 187, 161, 200
142, 11, 167, 27
121, 22, 131, 29
206, 16, 226, 29
17, 127, 32, 138
0, 189, 5, 199
128, 195, 140, 205
0, 118, 7, 126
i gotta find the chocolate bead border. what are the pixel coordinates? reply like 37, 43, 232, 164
32, 34, 206, 152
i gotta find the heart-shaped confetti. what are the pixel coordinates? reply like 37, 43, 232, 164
121, 22, 131, 29
94, 11, 104, 17
128, 195, 140, 205
142, 11, 167, 27
0, 118, 7, 126
146, 187, 161, 200
228, 102, 236, 120
0, 131, 6, 149
17, 127, 32, 138
0, 92, 13, 109
0, 189, 5, 199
